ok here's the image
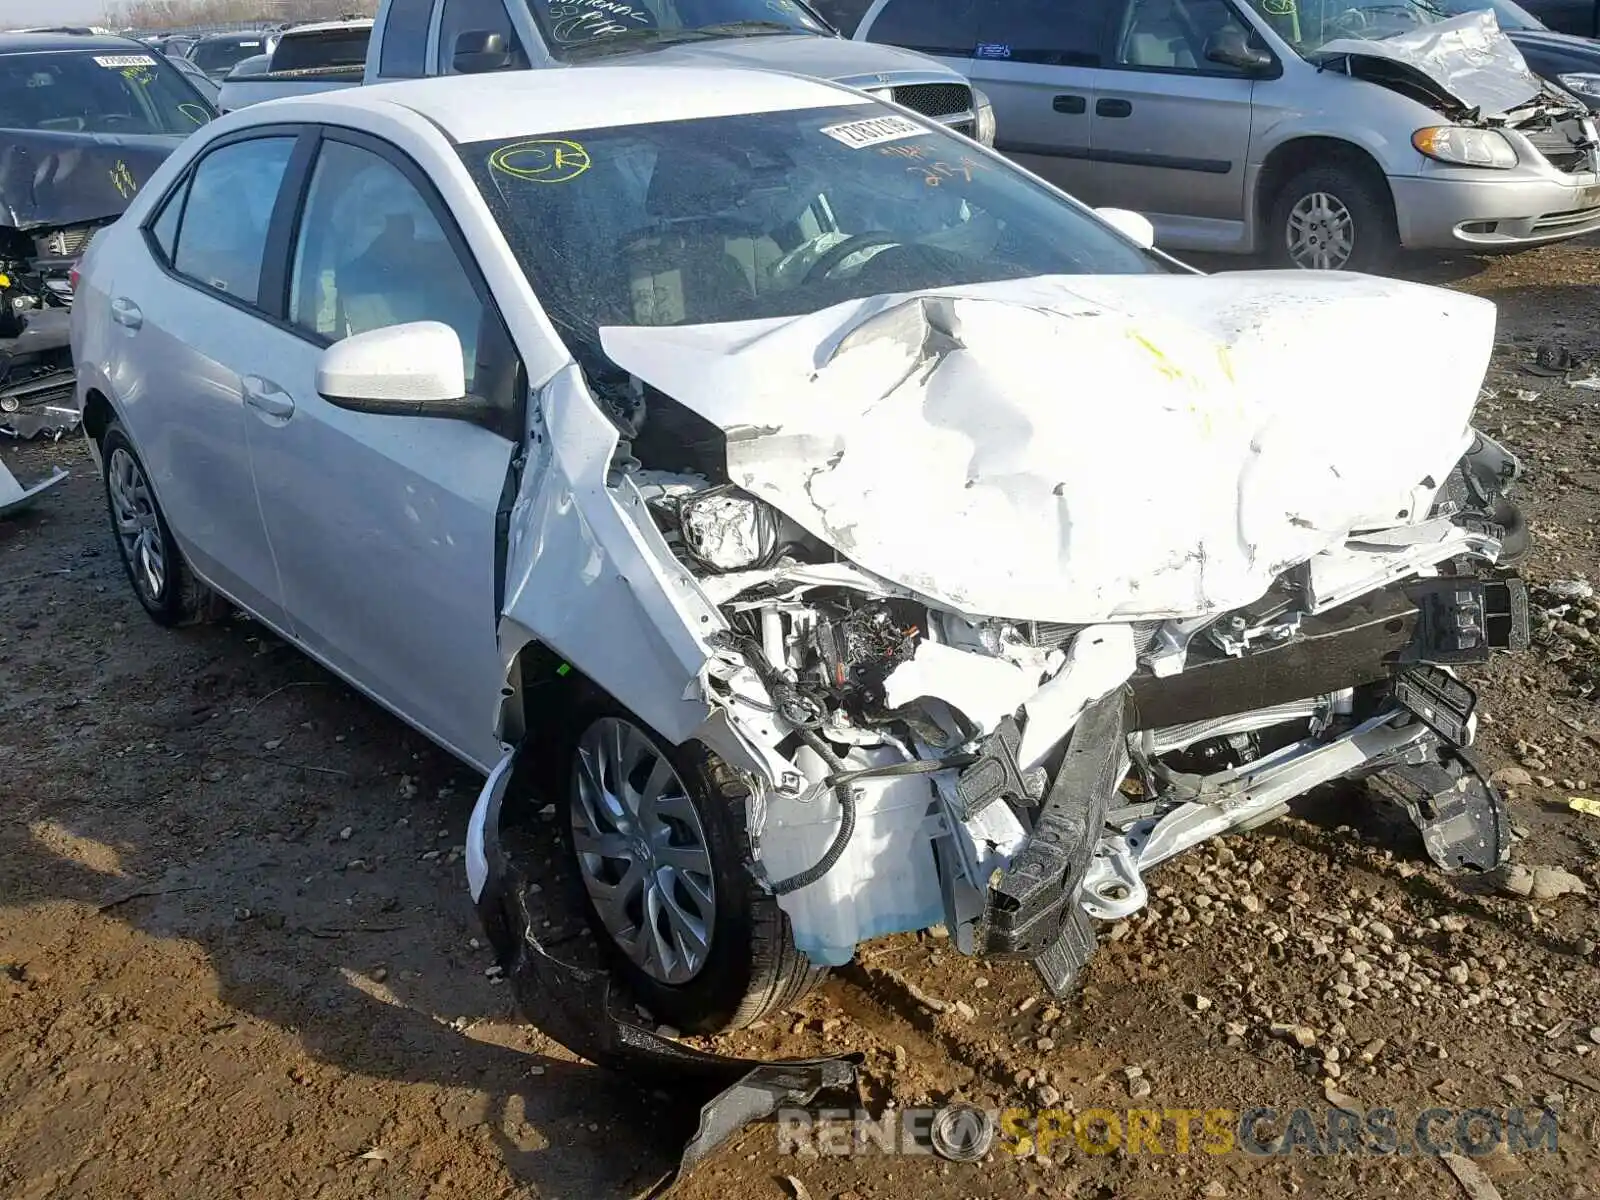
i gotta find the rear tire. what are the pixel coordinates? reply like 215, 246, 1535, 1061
1267, 163, 1397, 273
100, 421, 227, 627
556, 705, 825, 1035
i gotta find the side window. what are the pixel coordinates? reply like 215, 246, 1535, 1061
975, 0, 1110, 67
437, 0, 518, 73
379, 0, 434, 77
288, 139, 485, 389
1114, 0, 1255, 70
865, 0, 980, 56
148, 177, 187, 263
171, 137, 296, 304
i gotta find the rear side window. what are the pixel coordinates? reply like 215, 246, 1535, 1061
271, 28, 371, 71
379, 0, 434, 76
976, 0, 1111, 66
864, 0, 979, 55
171, 137, 296, 305
148, 182, 185, 262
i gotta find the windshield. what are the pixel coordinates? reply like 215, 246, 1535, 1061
0, 50, 214, 134
463, 103, 1162, 374
192, 35, 267, 74
523, 0, 829, 59
1241, 0, 1540, 52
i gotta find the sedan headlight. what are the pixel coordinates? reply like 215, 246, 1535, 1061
1412, 126, 1517, 169
678, 486, 783, 573
1557, 72, 1600, 103
972, 86, 996, 146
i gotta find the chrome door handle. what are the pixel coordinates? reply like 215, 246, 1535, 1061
242, 376, 295, 419
110, 296, 142, 330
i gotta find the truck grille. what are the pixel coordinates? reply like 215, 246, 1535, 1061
891, 82, 972, 120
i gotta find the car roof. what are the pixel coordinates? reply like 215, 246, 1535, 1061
0, 31, 154, 53
251, 65, 863, 143
196, 31, 272, 43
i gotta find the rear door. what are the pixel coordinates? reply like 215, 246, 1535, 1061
242, 128, 522, 770
968, 0, 1114, 206
117, 129, 304, 627
1090, 0, 1259, 240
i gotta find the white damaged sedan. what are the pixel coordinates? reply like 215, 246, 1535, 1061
72, 66, 1529, 1037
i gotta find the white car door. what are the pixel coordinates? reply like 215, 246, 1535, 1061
113, 130, 301, 627
241, 128, 522, 770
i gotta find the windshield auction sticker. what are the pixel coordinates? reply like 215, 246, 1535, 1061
821, 114, 924, 149
93, 54, 157, 68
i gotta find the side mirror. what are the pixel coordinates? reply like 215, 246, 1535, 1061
317, 321, 490, 422
1204, 26, 1276, 75
454, 29, 513, 74
1095, 207, 1156, 249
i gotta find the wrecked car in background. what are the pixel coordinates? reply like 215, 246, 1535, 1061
72, 69, 1528, 1052
855, 0, 1600, 270
1, 32, 214, 437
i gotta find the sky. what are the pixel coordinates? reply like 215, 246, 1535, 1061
1, 0, 109, 22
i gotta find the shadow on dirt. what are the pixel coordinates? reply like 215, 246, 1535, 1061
1, 448, 699, 1197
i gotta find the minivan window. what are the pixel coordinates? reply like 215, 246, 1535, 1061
975, 0, 1110, 67
1113, 0, 1257, 71
519, 0, 828, 59
866, 0, 980, 55
461, 102, 1162, 361
0, 50, 213, 133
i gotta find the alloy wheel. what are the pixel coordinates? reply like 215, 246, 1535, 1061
1285, 190, 1355, 270
107, 447, 167, 604
570, 717, 717, 985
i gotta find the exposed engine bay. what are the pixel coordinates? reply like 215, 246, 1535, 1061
0, 220, 95, 438
631, 430, 1526, 991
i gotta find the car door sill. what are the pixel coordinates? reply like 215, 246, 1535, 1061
192, 569, 498, 777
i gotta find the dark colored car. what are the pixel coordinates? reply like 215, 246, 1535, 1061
1513, 0, 1600, 35
187, 30, 276, 79
0, 33, 216, 435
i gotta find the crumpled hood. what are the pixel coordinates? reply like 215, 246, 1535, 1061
0, 128, 186, 231
600, 272, 1493, 624
1316, 9, 1542, 115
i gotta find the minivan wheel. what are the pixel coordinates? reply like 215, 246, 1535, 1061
1268, 164, 1397, 272
558, 710, 824, 1035
100, 421, 225, 627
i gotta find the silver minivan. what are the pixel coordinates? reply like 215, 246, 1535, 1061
855, 0, 1600, 269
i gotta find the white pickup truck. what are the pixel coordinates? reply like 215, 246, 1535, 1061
218, 1, 992, 142
216, 19, 371, 111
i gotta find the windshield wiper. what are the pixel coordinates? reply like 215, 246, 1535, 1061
688, 20, 809, 36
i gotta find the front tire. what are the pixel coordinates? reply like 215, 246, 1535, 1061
100, 421, 224, 627
559, 710, 824, 1035
1268, 163, 1397, 272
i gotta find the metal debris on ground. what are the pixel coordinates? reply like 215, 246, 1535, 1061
0, 458, 67, 517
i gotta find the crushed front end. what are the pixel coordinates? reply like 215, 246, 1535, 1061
636, 426, 1527, 993
1, 221, 93, 438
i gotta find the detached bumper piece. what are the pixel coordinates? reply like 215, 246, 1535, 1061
979, 691, 1127, 996
0, 456, 67, 518
1367, 748, 1510, 872
468, 752, 858, 1197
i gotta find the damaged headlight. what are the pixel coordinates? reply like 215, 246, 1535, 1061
1557, 73, 1600, 104
1412, 127, 1517, 170
679, 485, 783, 573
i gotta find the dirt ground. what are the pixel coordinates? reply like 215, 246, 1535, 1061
4, 241, 1600, 1200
